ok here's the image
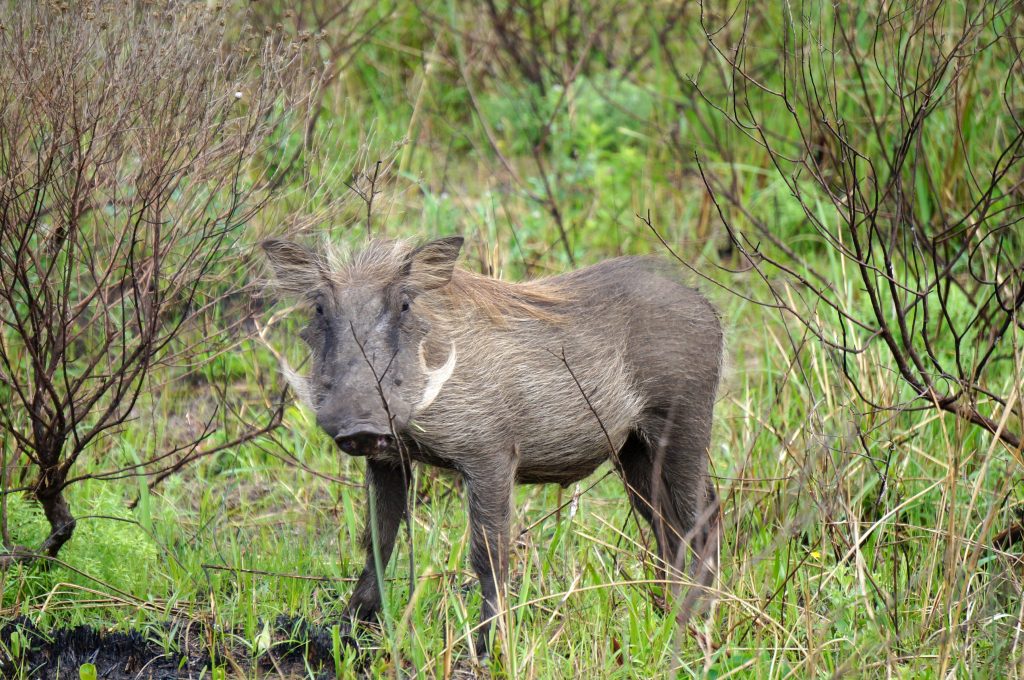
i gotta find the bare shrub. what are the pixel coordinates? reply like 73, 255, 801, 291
0, 1, 313, 563
245, 0, 390, 131
658, 1, 1024, 451
641, 4, 1024, 663
450, 0, 688, 91
418, 1, 691, 265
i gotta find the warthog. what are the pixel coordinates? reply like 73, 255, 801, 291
263, 236, 722, 656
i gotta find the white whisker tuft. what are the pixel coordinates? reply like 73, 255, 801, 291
281, 360, 315, 408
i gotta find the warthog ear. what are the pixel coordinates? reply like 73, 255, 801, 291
261, 239, 324, 297
403, 236, 464, 293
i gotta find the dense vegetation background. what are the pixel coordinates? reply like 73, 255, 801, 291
2, 1, 1022, 677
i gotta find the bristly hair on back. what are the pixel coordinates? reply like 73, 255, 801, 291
321, 238, 414, 287
318, 238, 569, 324
444, 269, 567, 323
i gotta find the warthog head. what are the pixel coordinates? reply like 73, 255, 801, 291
262, 236, 463, 456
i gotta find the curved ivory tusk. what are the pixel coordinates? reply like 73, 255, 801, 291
415, 340, 457, 413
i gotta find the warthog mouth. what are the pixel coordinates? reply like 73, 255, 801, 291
334, 425, 395, 457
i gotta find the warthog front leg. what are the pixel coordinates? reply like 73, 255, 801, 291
344, 458, 410, 625
464, 467, 514, 659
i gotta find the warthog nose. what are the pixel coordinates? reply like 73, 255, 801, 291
334, 426, 394, 456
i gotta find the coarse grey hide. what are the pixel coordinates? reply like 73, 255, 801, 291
262, 235, 723, 657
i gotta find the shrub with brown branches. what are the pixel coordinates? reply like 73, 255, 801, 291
0, 1, 313, 564
656, 1, 1024, 453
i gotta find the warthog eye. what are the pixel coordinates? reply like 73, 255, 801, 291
315, 303, 324, 315
401, 301, 410, 312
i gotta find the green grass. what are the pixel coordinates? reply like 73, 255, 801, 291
3, 1, 1024, 678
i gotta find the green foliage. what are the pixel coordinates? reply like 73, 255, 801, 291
3, 485, 160, 609
1, 0, 1022, 678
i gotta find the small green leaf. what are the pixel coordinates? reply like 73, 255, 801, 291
255, 620, 272, 656
331, 624, 344, 678
9, 630, 25, 657
79, 663, 98, 680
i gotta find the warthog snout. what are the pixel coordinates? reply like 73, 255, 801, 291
333, 425, 394, 456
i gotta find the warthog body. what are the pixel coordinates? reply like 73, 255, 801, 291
263, 236, 722, 655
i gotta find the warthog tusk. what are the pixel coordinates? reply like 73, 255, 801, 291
415, 340, 457, 412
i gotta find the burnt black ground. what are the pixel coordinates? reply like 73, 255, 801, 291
0, 616, 338, 679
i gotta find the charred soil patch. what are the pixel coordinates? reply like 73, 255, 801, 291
0, 616, 340, 679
